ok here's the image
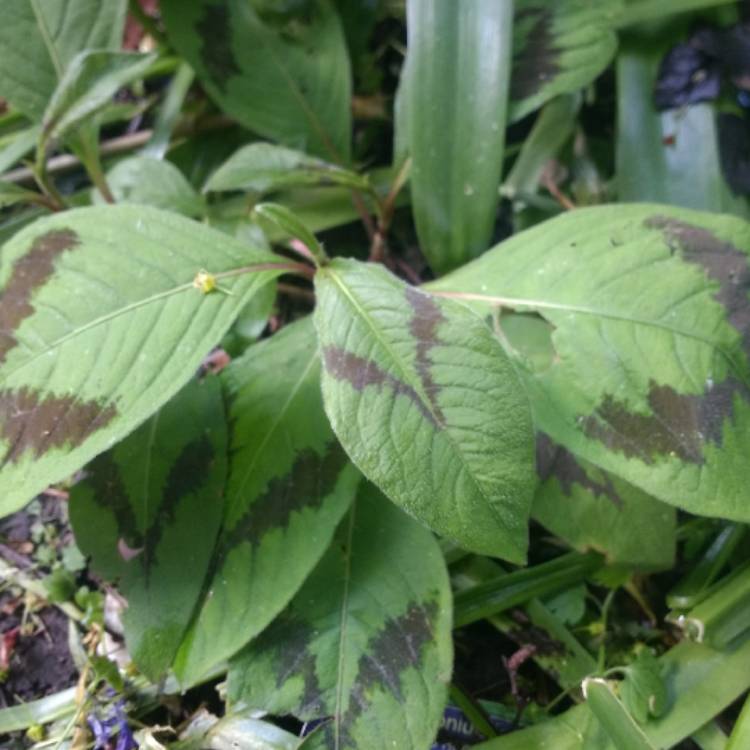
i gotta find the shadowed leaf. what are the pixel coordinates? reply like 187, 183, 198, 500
69, 377, 227, 680
161, 0, 351, 160
534, 435, 676, 569
228, 483, 453, 750
173, 318, 360, 685
0, 0, 127, 121
510, 0, 619, 122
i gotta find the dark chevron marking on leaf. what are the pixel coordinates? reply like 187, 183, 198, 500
233, 617, 324, 717
86, 449, 140, 549
645, 215, 750, 355
143, 435, 216, 574
219, 441, 347, 558
322, 346, 439, 427
0, 387, 117, 466
582, 379, 746, 465
0, 228, 80, 364
536, 433, 621, 508
196, 2, 241, 93
321, 600, 438, 747
405, 286, 445, 424
257, 618, 324, 716
511, 8, 561, 100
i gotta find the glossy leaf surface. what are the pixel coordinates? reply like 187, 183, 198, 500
0, 205, 283, 515
173, 318, 360, 684
406, 0, 512, 275
0, 0, 126, 120
161, 0, 351, 160
69, 377, 226, 680
314, 258, 535, 562
227, 483, 452, 750
432, 204, 750, 522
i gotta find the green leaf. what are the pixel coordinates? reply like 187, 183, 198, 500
92, 156, 205, 217
314, 258, 536, 562
430, 204, 750, 523
204, 142, 370, 194
618, 649, 668, 725
543, 584, 587, 626
161, 0, 352, 161
0, 181, 44, 209
475, 634, 750, 750
253, 202, 326, 264
0, 126, 41, 176
0, 204, 284, 516
42, 51, 157, 144
173, 318, 360, 684
583, 678, 657, 750
0, 0, 127, 121
616, 0, 737, 28
69, 377, 227, 680
509, 0, 620, 123
227, 483, 453, 750
727, 692, 750, 750
405, 0, 513, 274
534, 436, 676, 569
616, 32, 750, 216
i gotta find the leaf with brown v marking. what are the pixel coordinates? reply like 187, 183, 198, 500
314, 258, 536, 562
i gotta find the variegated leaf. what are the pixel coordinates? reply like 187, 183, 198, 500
510, 0, 620, 122
431, 204, 750, 522
160, 0, 351, 161
313, 258, 536, 563
69, 376, 226, 680
0, 205, 283, 516
227, 483, 453, 750
535, 435, 676, 570
173, 318, 360, 684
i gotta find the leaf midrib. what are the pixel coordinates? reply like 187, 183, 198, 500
326, 267, 521, 553
432, 290, 750, 389
226, 349, 319, 518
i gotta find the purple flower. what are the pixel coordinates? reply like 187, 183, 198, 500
86, 700, 136, 750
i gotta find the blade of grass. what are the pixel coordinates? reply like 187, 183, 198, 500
583, 678, 656, 750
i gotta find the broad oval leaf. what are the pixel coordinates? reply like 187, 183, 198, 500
535, 435, 676, 570
227, 483, 453, 750
0, 205, 283, 516
173, 318, 360, 685
161, 0, 352, 161
69, 376, 227, 681
406, 0, 513, 274
92, 156, 204, 217
204, 142, 369, 194
314, 258, 535, 562
509, 0, 620, 122
0, 0, 127, 120
431, 204, 750, 523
